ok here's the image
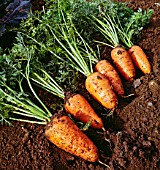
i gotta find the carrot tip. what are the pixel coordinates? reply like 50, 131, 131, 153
102, 127, 106, 132
121, 93, 135, 98
98, 160, 111, 169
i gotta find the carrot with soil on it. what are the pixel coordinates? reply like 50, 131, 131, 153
95, 59, 124, 96
45, 113, 109, 168
45, 113, 99, 162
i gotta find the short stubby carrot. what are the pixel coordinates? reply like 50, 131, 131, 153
64, 94, 104, 129
85, 72, 118, 109
128, 45, 151, 74
95, 60, 124, 96
45, 114, 99, 162
111, 47, 136, 81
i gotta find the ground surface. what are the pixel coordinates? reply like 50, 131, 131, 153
0, 0, 160, 169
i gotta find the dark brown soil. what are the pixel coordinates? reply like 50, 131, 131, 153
0, 0, 160, 170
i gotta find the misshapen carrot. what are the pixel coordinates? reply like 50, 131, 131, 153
128, 45, 151, 74
64, 94, 104, 129
111, 47, 136, 81
95, 60, 124, 96
45, 114, 99, 162
85, 72, 117, 109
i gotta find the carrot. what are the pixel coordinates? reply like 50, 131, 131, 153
85, 72, 118, 109
45, 114, 99, 162
95, 60, 124, 95
111, 47, 136, 81
128, 45, 151, 74
32, 69, 104, 130
64, 94, 104, 129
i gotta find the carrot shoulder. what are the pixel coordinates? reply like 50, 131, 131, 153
95, 60, 124, 96
128, 45, 151, 74
111, 47, 136, 81
85, 72, 117, 109
45, 114, 99, 162
64, 94, 104, 129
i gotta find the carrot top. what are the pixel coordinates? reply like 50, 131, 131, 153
44, 11, 99, 77
0, 47, 52, 125
92, 13, 119, 48
115, 8, 153, 48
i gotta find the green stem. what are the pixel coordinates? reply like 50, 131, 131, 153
25, 50, 52, 118
9, 117, 47, 125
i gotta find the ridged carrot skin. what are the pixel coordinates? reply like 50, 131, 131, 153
64, 94, 104, 129
45, 115, 99, 162
111, 47, 136, 81
128, 45, 151, 74
85, 72, 117, 109
95, 60, 124, 96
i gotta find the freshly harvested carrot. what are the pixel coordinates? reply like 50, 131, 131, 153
95, 60, 124, 95
85, 72, 118, 109
111, 47, 136, 81
45, 114, 99, 162
32, 70, 104, 130
64, 94, 104, 129
128, 45, 151, 74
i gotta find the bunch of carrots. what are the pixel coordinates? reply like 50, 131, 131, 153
0, 0, 154, 167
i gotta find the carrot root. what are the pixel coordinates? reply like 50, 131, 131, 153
45, 114, 99, 162
111, 47, 136, 81
85, 72, 118, 109
95, 60, 124, 96
64, 94, 104, 129
128, 45, 151, 74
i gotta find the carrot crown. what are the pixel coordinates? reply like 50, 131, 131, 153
115, 8, 154, 48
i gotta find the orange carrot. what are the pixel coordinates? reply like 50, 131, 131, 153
128, 45, 151, 74
64, 94, 104, 129
95, 60, 124, 95
85, 72, 118, 109
111, 47, 136, 81
45, 114, 99, 162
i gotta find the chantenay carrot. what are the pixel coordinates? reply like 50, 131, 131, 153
64, 93, 104, 129
128, 45, 151, 74
95, 59, 124, 95
45, 114, 99, 162
32, 69, 104, 130
111, 47, 136, 81
45, 113, 110, 168
85, 72, 117, 109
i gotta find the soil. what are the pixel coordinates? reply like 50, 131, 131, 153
0, 0, 160, 170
